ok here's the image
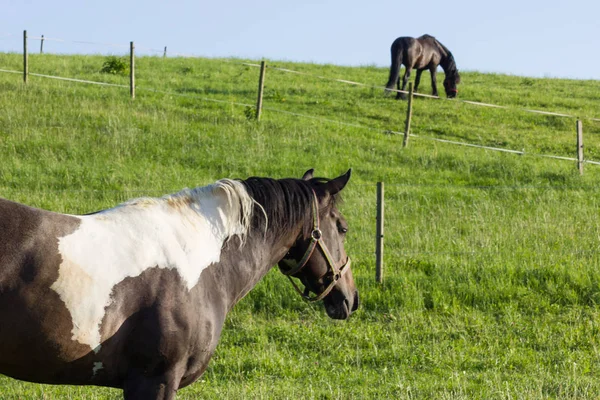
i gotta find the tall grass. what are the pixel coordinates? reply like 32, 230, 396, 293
1, 52, 600, 398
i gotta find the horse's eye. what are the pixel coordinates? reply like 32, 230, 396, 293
338, 225, 348, 234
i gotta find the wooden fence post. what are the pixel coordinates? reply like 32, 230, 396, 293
130, 41, 135, 99
163, 46, 167, 58
255, 60, 266, 120
403, 82, 414, 147
577, 119, 584, 175
23, 30, 28, 84
375, 182, 384, 283
40, 34, 44, 54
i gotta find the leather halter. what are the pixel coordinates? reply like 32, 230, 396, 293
278, 190, 351, 302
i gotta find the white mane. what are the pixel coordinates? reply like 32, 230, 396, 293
117, 179, 255, 243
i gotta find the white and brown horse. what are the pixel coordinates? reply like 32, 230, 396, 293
0, 169, 358, 399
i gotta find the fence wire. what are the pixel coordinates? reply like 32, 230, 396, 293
7, 29, 600, 121
340, 183, 600, 279
241, 62, 600, 122
3, 184, 598, 271
1, 62, 598, 168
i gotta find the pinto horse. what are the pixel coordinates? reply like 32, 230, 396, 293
0, 169, 358, 399
385, 34, 461, 99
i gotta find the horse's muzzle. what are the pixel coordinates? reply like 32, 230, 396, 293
351, 290, 360, 312
325, 289, 359, 320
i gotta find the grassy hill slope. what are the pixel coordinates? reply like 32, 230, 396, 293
1, 53, 600, 399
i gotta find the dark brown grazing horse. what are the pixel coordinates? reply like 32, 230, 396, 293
385, 34, 461, 99
0, 169, 358, 399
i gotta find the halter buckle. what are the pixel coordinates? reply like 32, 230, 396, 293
311, 229, 322, 240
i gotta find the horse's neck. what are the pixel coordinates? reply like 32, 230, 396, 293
217, 223, 301, 310
433, 40, 456, 74
440, 55, 457, 74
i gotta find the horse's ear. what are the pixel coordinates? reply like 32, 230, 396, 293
325, 169, 352, 196
302, 169, 315, 181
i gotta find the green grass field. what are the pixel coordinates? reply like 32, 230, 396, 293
1, 52, 600, 399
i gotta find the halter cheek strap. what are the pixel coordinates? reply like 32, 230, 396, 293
280, 190, 351, 302
288, 257, 352, 302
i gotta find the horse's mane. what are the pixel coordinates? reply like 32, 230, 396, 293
241, 177, 312, 238
104, 176, 340, 243
241, 177, 341, 239
106, 180, 255, 243
417, 34, 458, 75
431, 37, 459, 77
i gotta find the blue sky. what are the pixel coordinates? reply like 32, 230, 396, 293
3, 0, 599, 80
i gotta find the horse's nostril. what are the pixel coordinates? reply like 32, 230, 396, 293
352, 291, 360, 312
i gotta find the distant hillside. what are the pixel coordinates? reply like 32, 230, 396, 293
1, 53, 599, 190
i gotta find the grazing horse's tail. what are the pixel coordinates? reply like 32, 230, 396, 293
385, 40, 403, 91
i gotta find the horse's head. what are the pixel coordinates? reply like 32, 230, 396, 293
278, 169, 358, 320
443, 70, 461, 98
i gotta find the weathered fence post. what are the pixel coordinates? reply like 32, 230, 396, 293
255, 60, 266, 120
403, 82, 414, 147
163, 46, 167, 58
577, 119, 584, 175
130, 41, 135, 99
40, 34, 44, 54
23, 30, 28, 84
375, 182, 384, 283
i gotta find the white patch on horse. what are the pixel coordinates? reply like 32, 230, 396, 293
92, 362, 104, 376
50, 180, 254, 350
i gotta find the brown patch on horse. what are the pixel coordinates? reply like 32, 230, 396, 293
0, 198, 97, 383
166, 195, 194, 210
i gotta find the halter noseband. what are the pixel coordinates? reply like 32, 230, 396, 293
278, 190, 351, 302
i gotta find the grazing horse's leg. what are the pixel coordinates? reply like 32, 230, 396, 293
414, 69, 424, 93
395, 67, 403, 100
429, 66, 439, 97
398, 67, 411, 100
